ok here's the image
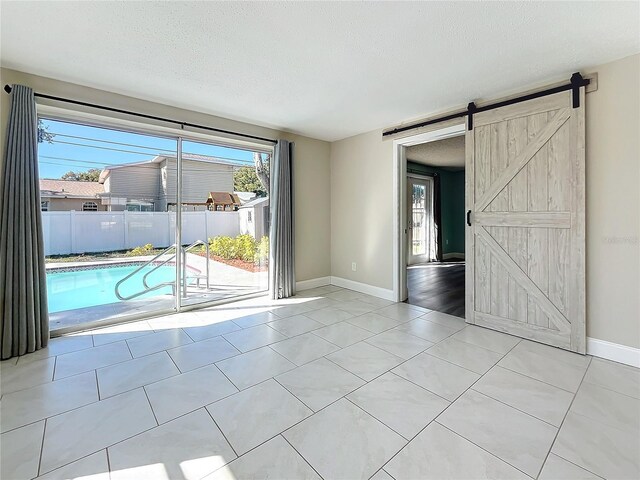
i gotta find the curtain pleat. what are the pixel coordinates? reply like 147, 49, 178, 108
0, 84, 49, 359
269, 140, 295, 299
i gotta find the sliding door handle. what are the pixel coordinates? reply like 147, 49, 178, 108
467, 210, 472, 226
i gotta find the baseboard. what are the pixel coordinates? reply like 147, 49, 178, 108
330, 276, 395, 301
296, 276, 331, 291
443, 252, 465, 260
587, 337, 640, 368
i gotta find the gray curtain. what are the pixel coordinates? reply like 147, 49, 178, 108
0, 85, 49, 359
269, 140, 295, 299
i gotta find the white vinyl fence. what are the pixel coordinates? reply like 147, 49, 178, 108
42, 211, 240, 256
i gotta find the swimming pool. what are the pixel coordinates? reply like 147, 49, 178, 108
46, 264, 176, 313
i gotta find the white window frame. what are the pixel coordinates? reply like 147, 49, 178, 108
82, 201, 98, 212
41, 200, 49, 211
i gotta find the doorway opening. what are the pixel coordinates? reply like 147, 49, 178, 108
406, 136, 465, 317
392, 123, 466, 322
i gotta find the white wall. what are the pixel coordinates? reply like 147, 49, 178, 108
330, 54, 640, 350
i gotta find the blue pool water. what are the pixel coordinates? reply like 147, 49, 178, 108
46, 264, 176, 313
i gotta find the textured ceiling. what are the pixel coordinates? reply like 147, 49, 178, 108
1, 1, 638, 141
407, 136, 465, 168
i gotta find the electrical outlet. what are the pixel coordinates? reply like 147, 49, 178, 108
351, 262, 357, 272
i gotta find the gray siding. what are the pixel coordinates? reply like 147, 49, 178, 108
103, 165, 162, 209
163, 159, 234, 205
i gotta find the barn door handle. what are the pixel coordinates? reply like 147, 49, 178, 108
466, 210, 472, 226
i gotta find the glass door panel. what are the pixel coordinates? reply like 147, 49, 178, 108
37, 117, 178, 332
178, 138, 270, 307
407, 176, 434, 265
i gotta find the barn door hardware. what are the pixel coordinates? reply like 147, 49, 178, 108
383, 73, 590, 136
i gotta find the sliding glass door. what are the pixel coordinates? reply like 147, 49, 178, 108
38, 116, 271, 333
177, 138, 270, 308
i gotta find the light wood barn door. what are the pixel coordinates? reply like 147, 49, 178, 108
465, 90, 585, 353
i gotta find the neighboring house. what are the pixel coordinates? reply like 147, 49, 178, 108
98, 153, 240, 212
239, 196, 269, 239
39, 179, 106, 211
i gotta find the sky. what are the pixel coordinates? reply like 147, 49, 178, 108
37, 118, 255, 179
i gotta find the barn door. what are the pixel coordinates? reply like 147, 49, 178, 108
465, 89, 585, 353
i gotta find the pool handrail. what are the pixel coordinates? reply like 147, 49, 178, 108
114, 244, 178, 301
141, 240, 209, 291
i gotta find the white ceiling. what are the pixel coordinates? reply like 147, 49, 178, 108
407, 136, 465, 168
1, 1, 638, 141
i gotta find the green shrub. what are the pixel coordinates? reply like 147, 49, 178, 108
209, 236, 236, 260
235, 234, 257, 262
256, 236, 269, 263
126, 243, 154, 257
208, 234, 267, 263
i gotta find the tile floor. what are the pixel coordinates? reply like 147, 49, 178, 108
1, 285, 638, 480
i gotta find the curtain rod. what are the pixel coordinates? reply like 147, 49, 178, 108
383, 72, 590, 136
3, 84, 278, 145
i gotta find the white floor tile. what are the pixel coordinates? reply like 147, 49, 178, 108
108, 408, 235, 480
312, 321, 373, 348
365, 330, 433, 360
336, 300, 377, 316
1, 356, 55, 395
267, 314, 324, 337
473, 366, 573, 426
204, 435, 320, 480
97, 351, 179, 398
275, 358, 365, 411
0, 421, 45, 480
270, 333, 339, 366
126, 329, 192, 358
304, 306, 355, 325
54, 341, 132, 380
419, 311, 466, 331
498, 342, 588, 392
583, 357, 640, 399
347, 312, 405, 334
167, 336, 239, 372
426, 338, 503, 374
144, 364, 237, 424
182, 319, 241, 342
232, 311, 279, 329
284, 399, 406, 480
207, 379, 312, 455
216, 346, 295, 390
375, 304, 427, 322
392, 352, 479, 401
553, 411, 640, 479
91, 322, 154, 346
223, 324, 286, 352
35, 451, 110, 480
538, 454, 602, 480
40, 389, 157, 474
1, 371, 98, 433
571, 381, 640, 433
451, 325, 520, 354
394, 318, 458, 343
347, 372, 449, 439
327, 342, 403, 381
437, 389, 557, 477
385, 422, 529, 480
16, 335, 94, 363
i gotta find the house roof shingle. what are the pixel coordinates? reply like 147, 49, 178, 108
40, 179, 104, 198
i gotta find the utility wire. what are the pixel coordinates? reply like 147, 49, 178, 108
48, 131, 177, 153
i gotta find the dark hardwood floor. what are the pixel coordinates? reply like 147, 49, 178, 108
406, 261, 465, 318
